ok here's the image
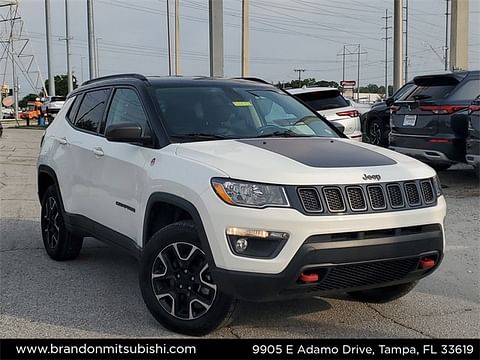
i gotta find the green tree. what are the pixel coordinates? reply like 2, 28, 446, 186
44, 74, 78, 97
19, 93, 39, 108
280, 78, 340, 89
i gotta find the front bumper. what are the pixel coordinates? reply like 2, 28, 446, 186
213, 223, 443, 301
200, 193, 446, 274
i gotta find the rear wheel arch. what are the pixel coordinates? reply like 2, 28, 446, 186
143, 193, 216, 268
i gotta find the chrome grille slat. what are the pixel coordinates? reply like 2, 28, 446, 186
404, 182, 421, 206
298, 188, 323, 213
346, 186, 367, 211
421, 180, 435, 204
323, 187, 346, 212
387, 184, 405, 208
367, 185, 387, 210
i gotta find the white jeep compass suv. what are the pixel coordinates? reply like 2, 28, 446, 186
37, 74, 446, 335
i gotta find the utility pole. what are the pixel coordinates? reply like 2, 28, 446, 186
342, 45, 346, 83
86, 0, 96, 79
382, 9, 392, 97
294, 69, 305, 85
209, 0, 224, 77
450, 0, 469, 71
64, 0, 73, 93
393, 0, 403, 92
166, 0, 172, 76
95, 37, 102, 76
9, 7, 19, 121
241, 0, 249, 77
80, 56, 86, 83
45, 0, 55, 96
174, 0, 180, 75
403, 0, 409, 82
444, 0, 450, 71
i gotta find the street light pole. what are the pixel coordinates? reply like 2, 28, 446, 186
209, 0, 224, 77
95, 37, 102, 77
174, 0, 180, 75
45, 0, 55, 96
241, 0, 249, 77
87, 0, 97, 79
65, 0, 73, 93
166, 0, 172, 76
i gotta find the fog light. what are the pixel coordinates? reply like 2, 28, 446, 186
235, 238, 248, 253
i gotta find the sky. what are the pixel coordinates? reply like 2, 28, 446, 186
1, 0, 479, 98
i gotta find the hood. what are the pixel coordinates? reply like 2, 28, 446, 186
175, 138, 435, 185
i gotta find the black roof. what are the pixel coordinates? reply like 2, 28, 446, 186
71, 74, 274, 97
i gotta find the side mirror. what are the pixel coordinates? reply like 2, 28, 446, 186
105, 122, 151, 145
385, 97, 395, 106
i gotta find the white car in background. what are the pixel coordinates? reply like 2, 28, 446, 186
288, 87, 362, 141
346, 97, 371, 115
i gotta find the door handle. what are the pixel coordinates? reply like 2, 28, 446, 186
58, 137, 68, 145
92, 147, 104, 157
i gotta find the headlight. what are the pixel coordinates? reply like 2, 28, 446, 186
432, 175, 443, 196
211, 178, 289, 208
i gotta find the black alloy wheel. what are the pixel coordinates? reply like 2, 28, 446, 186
151, 242, 217, 320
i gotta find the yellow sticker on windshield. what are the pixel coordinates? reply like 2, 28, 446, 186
232, 101, 253, 107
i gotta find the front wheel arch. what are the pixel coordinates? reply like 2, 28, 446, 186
143, 193, 216, 270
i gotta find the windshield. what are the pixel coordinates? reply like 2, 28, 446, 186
154, 86, 339, 141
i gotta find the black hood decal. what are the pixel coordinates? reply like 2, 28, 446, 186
238, 138, 396, 168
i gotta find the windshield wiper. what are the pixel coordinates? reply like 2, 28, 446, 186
255, 131, 310, 138
170, 133, 230, 140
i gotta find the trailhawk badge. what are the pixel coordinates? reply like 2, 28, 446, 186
363, 174, 382, 181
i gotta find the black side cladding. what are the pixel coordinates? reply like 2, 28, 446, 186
238, 138, 397, 168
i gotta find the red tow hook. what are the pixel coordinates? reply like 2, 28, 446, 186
419, 258, 436, 269
299, 272, 319, 283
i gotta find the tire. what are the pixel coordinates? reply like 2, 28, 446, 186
139, 220, 236, 336
367, 117, 389, 147
428, 163, 451, 172
41, 185, 83, 260
348, 281, 418, 303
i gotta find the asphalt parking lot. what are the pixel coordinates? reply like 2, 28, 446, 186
1, 128, 479, 338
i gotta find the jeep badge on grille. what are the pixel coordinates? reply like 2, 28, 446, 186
363, 174, 382, 181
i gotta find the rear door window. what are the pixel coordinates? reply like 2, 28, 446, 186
73, 89, 110, 133
295, 90, 349, 111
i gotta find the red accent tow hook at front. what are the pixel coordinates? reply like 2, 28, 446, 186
299, 272, 319, 283
419, 258, 436, 269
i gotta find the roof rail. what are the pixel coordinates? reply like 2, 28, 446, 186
232, 77, 271, 85
81, 73, 148, 86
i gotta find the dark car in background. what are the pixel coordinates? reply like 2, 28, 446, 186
466, 95, 480, 177
361, 82, 416, 147
389, 71, 479, 171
